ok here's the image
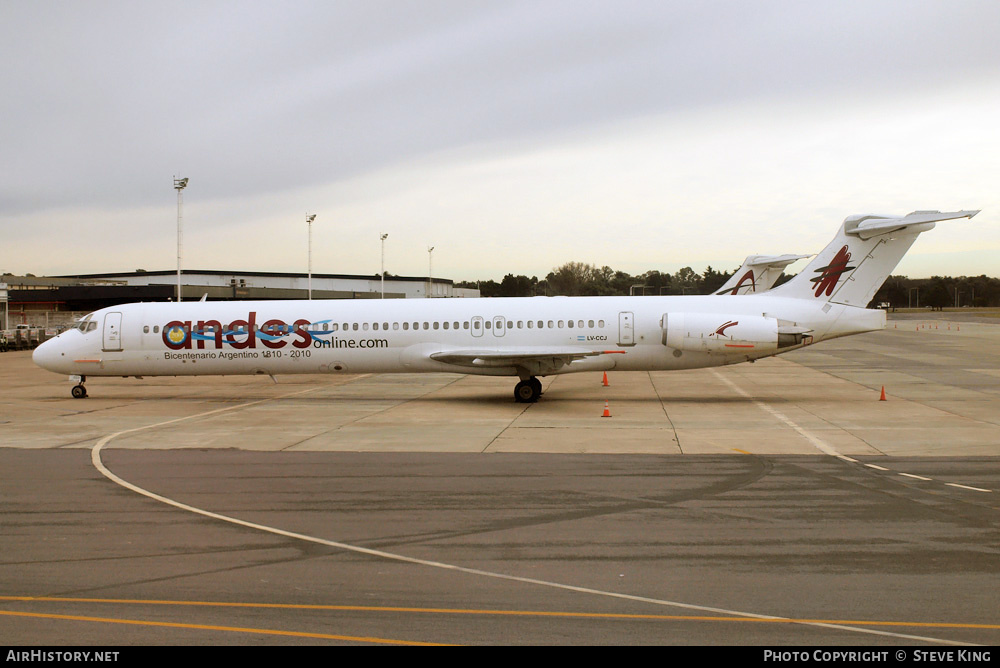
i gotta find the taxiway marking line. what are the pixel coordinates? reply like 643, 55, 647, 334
712, 370, 996, 495
0, 610, 445, 645
947, 482, 992, 493
89, 388, 972, 647
3, 596, 998, 631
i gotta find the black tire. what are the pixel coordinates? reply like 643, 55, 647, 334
71, 385, 86, 399
514, 379, 540, 403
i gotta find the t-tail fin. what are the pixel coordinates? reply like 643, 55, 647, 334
772, 210, 979, 306
714, 254, 810, 295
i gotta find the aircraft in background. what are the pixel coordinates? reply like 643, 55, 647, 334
33, 210, 978, 403
714, 254, 810, 295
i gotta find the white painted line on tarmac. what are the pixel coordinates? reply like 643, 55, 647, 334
711, 370, 996, 496
711, 371, 840, 456
946, 483, 992, 493
85, 384, 972, 646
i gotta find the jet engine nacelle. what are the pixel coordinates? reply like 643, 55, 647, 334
662, 312, 779, 354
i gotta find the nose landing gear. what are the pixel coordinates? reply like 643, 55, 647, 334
71, 376, 88, 399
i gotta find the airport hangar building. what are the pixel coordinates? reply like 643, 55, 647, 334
1, 270, 479, 330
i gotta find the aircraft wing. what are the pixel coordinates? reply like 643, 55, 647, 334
430, 347, 625, 376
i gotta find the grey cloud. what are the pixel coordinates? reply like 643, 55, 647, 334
2, 0, 998, 215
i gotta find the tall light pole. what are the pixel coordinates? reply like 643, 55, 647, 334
174, 177, 188, 302
427, 246, 434, 298
306, 214, 316, 299
380, 233, 388, 299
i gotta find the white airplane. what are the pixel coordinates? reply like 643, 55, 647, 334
33, 210, 978, 403
713, 254, 811, 295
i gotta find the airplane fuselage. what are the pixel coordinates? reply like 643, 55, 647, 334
32, 294, 883, 381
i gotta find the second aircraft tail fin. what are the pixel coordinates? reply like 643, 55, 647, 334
714, 254, 810, 295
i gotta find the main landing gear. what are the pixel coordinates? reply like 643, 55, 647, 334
514, 377, 542, 403
71, 376, 88, 399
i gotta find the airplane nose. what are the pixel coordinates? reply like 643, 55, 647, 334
32, 336, 64, 373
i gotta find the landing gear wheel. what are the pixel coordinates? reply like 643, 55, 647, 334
71, 384, 87, 399
514, 379, 540, 403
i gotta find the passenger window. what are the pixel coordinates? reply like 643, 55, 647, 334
153, 326, 159, 333
403, 322, 409, 330
567, 320, 574, 328
443, 322, 449, 330
485, 321, 491, 330
472, 321, 480, 330
372, 323, 378, 331
393, 322, 399, 330
527, 321, 533, 329
599, 320, 605, 328
352, 323, 359, 331
463, 322, 469, 330
433, 322, 439, 330
143, 326, 149, 333
383, 322, 388, 330
588, 320, 594, 328
423, 322, 429, 330
547, 321, 553, 328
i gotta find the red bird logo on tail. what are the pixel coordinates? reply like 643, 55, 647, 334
810, 245, 855, 297
717, 270, 756, 295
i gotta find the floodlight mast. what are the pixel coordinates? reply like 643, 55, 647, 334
427, 246, 434, 298
174, 177, 188, 302
306, 214, 316, 299
380, 233, 388, 299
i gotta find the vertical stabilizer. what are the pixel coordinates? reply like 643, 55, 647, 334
714, 254, 810, 295
772, 210, 978, 307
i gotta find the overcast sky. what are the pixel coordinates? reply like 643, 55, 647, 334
3, 0, 999, 282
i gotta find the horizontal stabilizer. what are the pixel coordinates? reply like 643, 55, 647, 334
744, 253, 811, 268
847, 210, 979, 240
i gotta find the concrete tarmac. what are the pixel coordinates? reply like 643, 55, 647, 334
1, 313, 998, 645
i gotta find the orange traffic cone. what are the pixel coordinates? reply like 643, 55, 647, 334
602, 372, 609, 387
602, 401, 611, 418
879, 386, 887, 401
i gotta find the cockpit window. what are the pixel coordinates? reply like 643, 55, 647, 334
76, 314, 95, 332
